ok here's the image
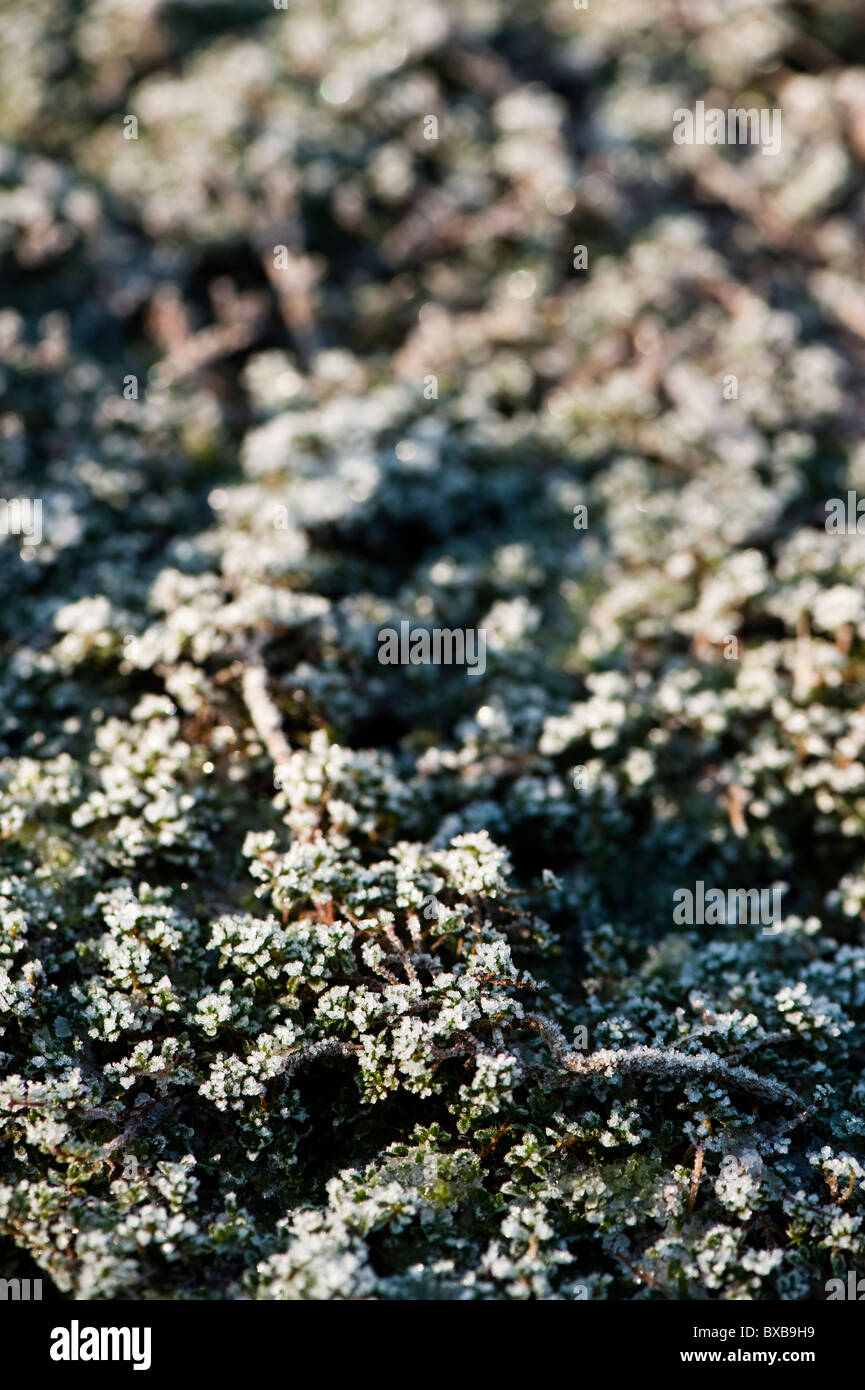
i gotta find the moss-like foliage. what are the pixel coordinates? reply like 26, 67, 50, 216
1, 0, 864, 1299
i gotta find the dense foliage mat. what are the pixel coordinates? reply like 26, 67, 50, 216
1, 0, 865, 1299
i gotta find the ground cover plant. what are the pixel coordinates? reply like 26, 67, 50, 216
1, 0, 865, 1301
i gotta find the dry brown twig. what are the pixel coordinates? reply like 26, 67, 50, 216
687, 1143, 705, 1220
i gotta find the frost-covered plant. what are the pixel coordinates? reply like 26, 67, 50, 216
1, 0, 864, 1301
